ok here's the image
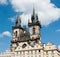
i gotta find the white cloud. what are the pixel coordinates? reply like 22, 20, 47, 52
58, 45, 60, 50
9, 16, 16, 23
0, 31, 11, 38
10, 0, 60, 26
0, 0, 8, 5
56, 29, 60, 32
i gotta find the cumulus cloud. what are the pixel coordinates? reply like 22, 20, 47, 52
0, 31, 11, 38
56, 29, 60, 32
58, 45, 60, 50
9, 0, 60, 26
0, 0, 8, 5
9, 16, 16, 23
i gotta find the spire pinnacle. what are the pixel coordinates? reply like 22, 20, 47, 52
33, 7, 35, 16
28, 19, 30, 23
16, 15, 21, 27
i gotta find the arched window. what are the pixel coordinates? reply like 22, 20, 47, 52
15, 31, 17, 37
33, 27, 35, 34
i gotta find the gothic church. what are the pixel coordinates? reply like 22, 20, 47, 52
0, 9, 60, 57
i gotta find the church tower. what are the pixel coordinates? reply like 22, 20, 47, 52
11, 15, 22, 52
11, 9, 42, 52
11, 15, 30, 52
28, 8, 41, 42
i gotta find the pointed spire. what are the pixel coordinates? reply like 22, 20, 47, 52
31, 8, 35, 23
32, 2, 35, 15
28, 19, 30, 23
16, 15, 21, 27
33, 7, 35, 16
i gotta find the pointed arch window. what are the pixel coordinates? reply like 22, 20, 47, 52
33, 27, 35, 34
15, 31, 17, 37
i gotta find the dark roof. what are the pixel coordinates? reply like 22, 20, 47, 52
17, 36, 30, 42
12, 26, 25, 30
28, 21, 41, 28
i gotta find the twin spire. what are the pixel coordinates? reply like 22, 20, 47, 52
16, 8, 39, 27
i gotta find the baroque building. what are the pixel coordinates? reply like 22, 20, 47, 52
0, 9, 60, 57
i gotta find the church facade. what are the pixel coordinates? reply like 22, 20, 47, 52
0, 9, 60, 57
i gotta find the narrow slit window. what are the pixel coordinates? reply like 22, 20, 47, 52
16, 31, 17, 37
33, 27, 35, 34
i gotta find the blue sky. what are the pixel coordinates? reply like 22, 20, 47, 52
0, 0, 60, 52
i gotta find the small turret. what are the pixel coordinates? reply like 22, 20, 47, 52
31, 8, 39, 24
28, 19, 30, 24
16, 15, 21, 27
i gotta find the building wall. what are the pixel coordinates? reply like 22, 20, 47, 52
0, 43, 60, 57
30, 26, 40, 40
